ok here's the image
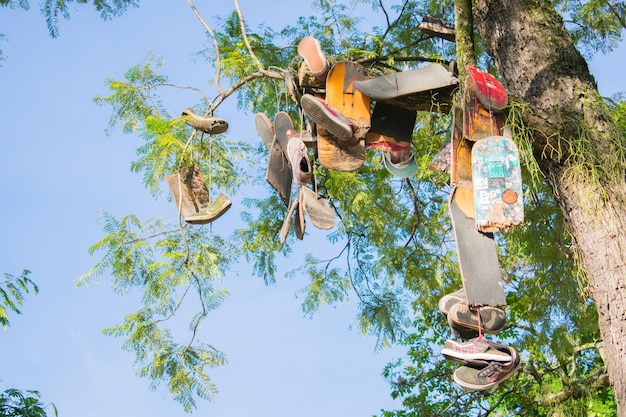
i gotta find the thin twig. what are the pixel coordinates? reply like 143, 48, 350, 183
186, 0, 225, 96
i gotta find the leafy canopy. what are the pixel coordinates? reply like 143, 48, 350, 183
0, 270, 38, 330
82, 0, 623, 414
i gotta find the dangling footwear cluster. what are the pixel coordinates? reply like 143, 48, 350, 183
438, 288, 521, 391
164, 26, 526, 392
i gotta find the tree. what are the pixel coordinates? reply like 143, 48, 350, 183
0, 389, 56, 417
1, 270, 56, 417
1, 270, 38, 329
80, 0, 626, 415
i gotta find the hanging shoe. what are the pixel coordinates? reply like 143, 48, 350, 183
287, 130, 312, 186
383, 149, 417, 177
297, 35, 330, 79
447, 303, 506, 335
287, 128, 317, 148
418, 15, 456, 42
181, 108, 229, 134
255, 112, 275, 149
295, 191, 306, 240
300, 186, 336, 230
442, 337, 513, 364
301, 94, 354, 142
185, 193, 232, 224
453, 345, 521, 391
438, 288, 466, 316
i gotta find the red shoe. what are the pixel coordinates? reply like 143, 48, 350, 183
301, 94, 353, 141
467, 66, 508, 111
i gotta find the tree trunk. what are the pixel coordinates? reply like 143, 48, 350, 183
471, 0, 626, 413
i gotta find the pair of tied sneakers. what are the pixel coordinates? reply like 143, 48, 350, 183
442, 337, 521, 391
438, 288, 507, 339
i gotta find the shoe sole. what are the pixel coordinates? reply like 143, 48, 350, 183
255, 112, 274, 149
442, 347, 512, 363
301, 95, 353, 142
453, 360, 521, 391
297, 36, 328, 76
185, 199, 232, 224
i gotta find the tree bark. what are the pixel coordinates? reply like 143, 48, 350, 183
471, 0, 626, 414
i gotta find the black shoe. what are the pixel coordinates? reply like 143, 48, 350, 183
418, 15, 456, 42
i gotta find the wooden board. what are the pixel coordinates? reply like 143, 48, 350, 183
325, 60, 371, 138
472, 135, 524, 232
450, 107, 475, 219
449, 186, 507, 308
463, 76, 507, 142
366, 101, 416, 145
352, 63, 458, 113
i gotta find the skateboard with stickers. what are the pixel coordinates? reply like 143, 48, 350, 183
316, 60, 370, 171
462, 66, 524, 232
471, 135, 524, 233
463, 66, 508, 142
449, 107, 506, 308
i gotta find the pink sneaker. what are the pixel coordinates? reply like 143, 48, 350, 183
297, 36, 329, 79
301, 94, 353, 141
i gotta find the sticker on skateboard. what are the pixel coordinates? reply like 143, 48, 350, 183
463, 75, 507, 141
471, 135, 524, 233
353, 63, 458, 113
449, 186, 507, 308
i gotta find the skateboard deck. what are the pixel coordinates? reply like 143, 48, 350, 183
365, 101, 416, 146
325, 60, 371, 138
450, 107, 475, 218
471, 135, 524, 232
365, 101, 417, 176
317, 61, 369, 171
449, 186, 507, 308
463, 76, 507, 141
467, 66, 508, 111
353, 63, 458, 112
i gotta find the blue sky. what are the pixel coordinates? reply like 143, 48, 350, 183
1, 2, 625, 417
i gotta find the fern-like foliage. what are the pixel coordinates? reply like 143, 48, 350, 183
40, 0, 138, 38
78, 212, 236, 411
0, 388, 57, 417
0, 269, 38, 329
